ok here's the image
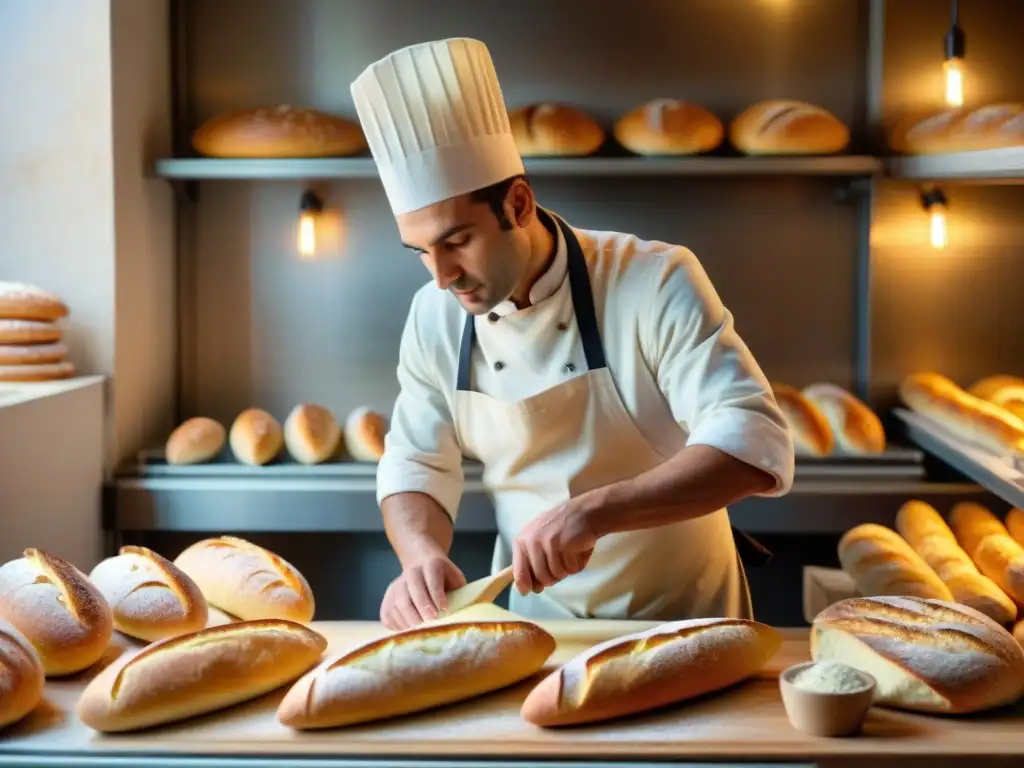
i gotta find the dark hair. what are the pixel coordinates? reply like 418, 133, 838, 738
469, 174, 528, 230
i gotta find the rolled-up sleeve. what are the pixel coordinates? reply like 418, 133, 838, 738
376, 294, 465, 520
641, 247, 795, 496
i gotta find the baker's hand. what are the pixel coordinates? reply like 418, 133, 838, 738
513, 499, 597, 596
380, 555, 466, 630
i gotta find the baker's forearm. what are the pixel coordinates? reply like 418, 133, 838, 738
580, 445, 776, 537
381, 492, 455, 567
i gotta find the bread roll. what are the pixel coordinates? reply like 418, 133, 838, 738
0, 282, 68, 322
837, 523, 952, 601
0, 619, 44, 729
1007, 508, 1024, 547
173, 536, 314, 623
949, 502, 1024, 606
509, 103, 605, 157
520, 618, 780, 727
895, 501, 1016, 624
613, 99, 723, 156
77, 619, 326, 732
192, 105, 367, 158
771, 382, 834, 456
1014, 619, 1024, 647
284, 403, 342, 464
165, 417, 226, 465
88, 546, 208, 642
278, 619, 555, 729
0, 362, 75, 382
802, 383, 886, 455
811, 596, 1024, 713
0, 343, 67, 365
229, 408, 283, 466
899, 372, 1024, 457
890, 103, 1024, 154
0, 549, 113, 676
729, 100, 849, 155
969, 374, 1024, 422
344, 406, 387, 462
0, 320, 61, 345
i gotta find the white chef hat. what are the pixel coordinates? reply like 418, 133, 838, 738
350, 38, 525, 216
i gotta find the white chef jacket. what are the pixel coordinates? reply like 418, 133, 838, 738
377, 215, 795, 523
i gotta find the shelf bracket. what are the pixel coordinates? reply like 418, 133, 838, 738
833, 177, 872, 205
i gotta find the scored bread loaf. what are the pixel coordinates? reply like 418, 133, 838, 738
344, 406, 387, 462
165, 417, 226, 465
969, 374, 1024, 422
949, 502, 1024, 606
284, 403, 342, 464
0, 320, 61, 345
889, 103, 1024, 154
613, 99, 723, 156
900, 372, 1024, 456
278, 619, 556, 729
0, 619, 45, 729
0, 549, 113, 676
173, 536, 314, 622
0, 362, 75, 382
192, 105, 367, 158
520, 618, 780, 727
811, 596, 1024, 713
837, 524, 953, 601
771, 382, 834, 456
229, 408, 283, 466
801, 383, 886, 455
1007, 508, 1024, 547
77, 619, 327, 732
509, 103, 605, 157
0, 282, 68, 322
88, 546, 209, 642
895, 501, 1016, 625
0, 343, 67, 365
729, 99, 849, 155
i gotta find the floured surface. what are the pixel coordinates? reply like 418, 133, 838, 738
2, 623, 1024, 761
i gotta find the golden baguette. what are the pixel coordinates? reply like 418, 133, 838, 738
520, 618, 781, 726
0, 619, 45, 729
890, 103, 1024, 154
900, 372, 1024, 456
811, 596, 1024, 714
802, 383, 886, 455
837, 523, 952, 601
278, 619, 555, 729
895, 501, 1016, 624
771, 382, 834, 456
949, 503, 1024, 606
77, 619, 327, 732
969, 375, 1024, 422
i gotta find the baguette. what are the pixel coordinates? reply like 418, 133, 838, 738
895, 501, 1016, 625
837, 523, 953, 601
520, 618, 781, 727
192, 105, 367, 158
802, 383, 886, 455
165, 417, 226, 465
173, 536, 314, 622
77, 619, 327, 732
89, 546, 209, 642
508, 103, 605, 157
890, 103, 1024, 154
278, 619, 555, 729
771, 382, 834, 456
613, 99, 723, 156
949, 502, 1024, 605
969, 374, 1024, 422
899, 372, 1024, 457
729, 99, 849, 155
284, 403, 342, 464
0, 619, 45, 729
0, 549, 113, 676
811, 596, 1024, 713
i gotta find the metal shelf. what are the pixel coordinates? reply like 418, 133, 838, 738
895, 408, 1024, 510
886, 147, 1024, 184
152, 155, 884, 181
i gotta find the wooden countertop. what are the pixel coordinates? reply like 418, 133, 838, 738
1, 618, 1023, 766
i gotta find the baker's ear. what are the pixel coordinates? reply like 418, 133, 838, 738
506, 179, 535, 228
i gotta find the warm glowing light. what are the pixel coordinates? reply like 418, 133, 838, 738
944, 57, 964, 107
929, 205, 947, 249
298, 211, 317, 257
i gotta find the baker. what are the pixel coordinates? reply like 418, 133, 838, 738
350, 38, 795, 629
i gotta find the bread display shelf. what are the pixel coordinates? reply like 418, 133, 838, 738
1, 622, 1021, 766
895, 408, 1024, 510
886, 147, 1024, 183
153, 155, 883, 180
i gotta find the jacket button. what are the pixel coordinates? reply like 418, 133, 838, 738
564, 363, 576, 373
488, 312, 500, 323
556, 321, 568, 332
494, 361, 505, 371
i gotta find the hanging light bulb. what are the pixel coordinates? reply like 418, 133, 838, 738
943, 0, 965, 108
921, 187, 948, 250
297, 190, 323, 257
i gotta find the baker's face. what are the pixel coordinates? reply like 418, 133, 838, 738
396, 183, 533, 314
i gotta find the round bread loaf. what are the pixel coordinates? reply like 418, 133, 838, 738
229, 408, 283, 466
811, 596, 1024, 714
0, 362, 75, 382
0, 320, 61, 345
771, 382, 834, 456
801, 383, 885, 455
613, 99, 724, 155
729, 99, 849, 155
0, 549, 113, 676
509, 103, 605, 157
192, 105, 367, 158
344, 406, 387, 462
284, 403, 342, 464
0, 619, 45, 729
89, 546, 209, 642
0, 282, 68, 322
0, 343, 67, 366
165, 417, 226, 465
